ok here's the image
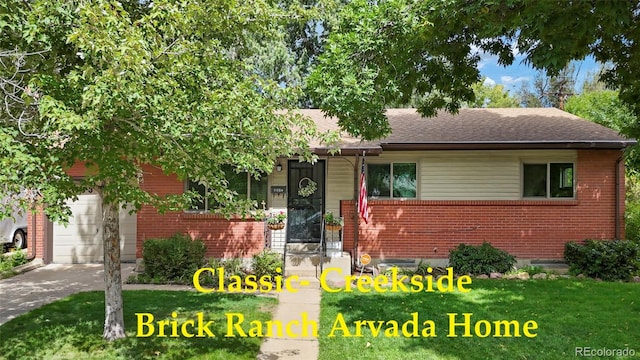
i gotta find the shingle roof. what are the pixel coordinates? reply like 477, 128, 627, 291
299, 108, 636, 153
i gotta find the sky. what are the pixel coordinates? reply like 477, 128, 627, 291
477, 51, 600, 95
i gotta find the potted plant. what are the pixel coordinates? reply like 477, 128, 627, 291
266, 211, 286, 230
324, 211, 343, 231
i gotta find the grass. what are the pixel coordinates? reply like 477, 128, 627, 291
319, 279, 640, 360
0, 290, 276, 360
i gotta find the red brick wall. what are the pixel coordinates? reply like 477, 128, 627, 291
136, 164, 266, 259
341, 150, 625, 261
26, 208, 46, 260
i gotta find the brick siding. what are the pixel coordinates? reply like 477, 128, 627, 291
136, 165, 266, 259
340, 150, 625, 261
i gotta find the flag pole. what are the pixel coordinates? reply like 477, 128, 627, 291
353, 152, 360, 271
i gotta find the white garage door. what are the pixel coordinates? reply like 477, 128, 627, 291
52, 193, 137, 263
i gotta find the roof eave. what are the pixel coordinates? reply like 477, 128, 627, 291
312, 146, 383, 156
380, 140, 637, 151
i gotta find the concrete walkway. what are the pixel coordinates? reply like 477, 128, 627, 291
0, 263, 195, 326
257, 277, 321, 360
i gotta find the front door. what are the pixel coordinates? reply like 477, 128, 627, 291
287, 160, 325, 243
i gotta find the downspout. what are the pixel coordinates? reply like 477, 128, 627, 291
353, 153, 359, 270
615, 154, 623, 240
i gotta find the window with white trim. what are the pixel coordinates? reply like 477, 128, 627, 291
187, 166, 268, 211
367, 162, 417, 199
522, 163, 574, 198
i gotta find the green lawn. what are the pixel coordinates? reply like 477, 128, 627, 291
0, 290, 276, 360
319, 279, 640, 360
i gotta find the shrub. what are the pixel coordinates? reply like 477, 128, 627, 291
252, 250, 283, 279
625, 173, 640, 243
415, 259, 431, 276
197, 257, 248, 287
564, 240, 640, 281
448, 242, 516, 275
519, 265, 546, 276
142, 233, 206, 283
625, 200, 640, 243
0, 250, 28, 273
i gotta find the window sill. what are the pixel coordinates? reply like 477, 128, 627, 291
364, 199, 580, 206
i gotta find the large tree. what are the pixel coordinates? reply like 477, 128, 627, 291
467, 78, 519, 108
1, 0, 320, 340
308, 0, 640, 140
517, 65, 577, 109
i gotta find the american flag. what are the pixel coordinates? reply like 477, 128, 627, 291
358, 156, 369, 224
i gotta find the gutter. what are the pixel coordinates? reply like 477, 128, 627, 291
312, 147, 382, 156
381, 140, 637, 151
314, 139, 638, 153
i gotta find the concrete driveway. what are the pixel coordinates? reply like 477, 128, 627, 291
0, 263, 136, 325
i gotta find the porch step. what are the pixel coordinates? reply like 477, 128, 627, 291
284, 252, 321, 277
286, 243, 321, 252
284, 251, 352, 277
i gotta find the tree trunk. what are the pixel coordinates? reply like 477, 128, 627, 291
102, 200, 126, 341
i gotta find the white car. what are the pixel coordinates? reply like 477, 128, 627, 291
0, 208, 27, 250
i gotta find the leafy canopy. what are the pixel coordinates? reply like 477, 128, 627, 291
1, 0, 324, 220
308, 0, 640, 140
467, 78, 519, 108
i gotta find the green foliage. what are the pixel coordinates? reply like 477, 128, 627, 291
467, 78, 520, 108
192, 257, 249, 287
142, 234, 206, 284
564, 89, 640, 170
0, 250, 28, 273
251, 250, 283, 279
514, 265, 546, 276
267, 211, 287, 225
209, 257, 246, 278
1, 0, 321, 223
626, 175, 640, 243
625, 204, 640, 243
448, 242, 516, 275
307, 0, 478, 140
323, 211, 343, 226
308, 0, 640, 143
564, 240, 640, 281
414, 259, 432, 276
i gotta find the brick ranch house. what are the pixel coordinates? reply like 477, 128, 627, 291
27, 108, 635, 269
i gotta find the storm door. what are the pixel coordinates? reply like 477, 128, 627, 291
287, 160, 325, 243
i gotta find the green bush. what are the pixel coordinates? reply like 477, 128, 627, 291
196, 257, 248, 287
519, 265, 546, 276
142, 233, 206, 283
625, 173, 640, 243
252, 250, 283, 279
625, 200, 640, 243
448, 242, 516, 275
564, 240, 640, 281
0, 250, 28, 273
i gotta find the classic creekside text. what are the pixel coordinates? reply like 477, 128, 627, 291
135, 267, 539, 339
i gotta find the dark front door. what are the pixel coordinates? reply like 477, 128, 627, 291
287, 160, 325, 243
